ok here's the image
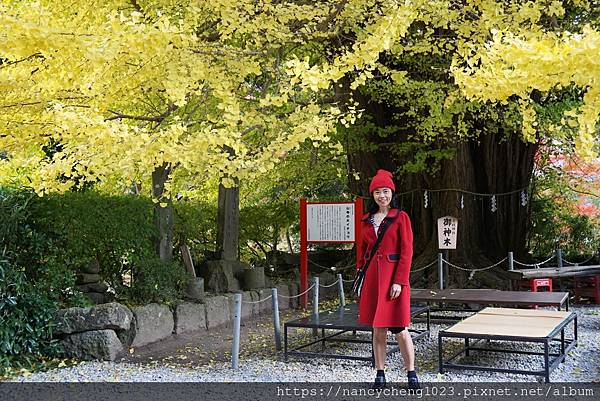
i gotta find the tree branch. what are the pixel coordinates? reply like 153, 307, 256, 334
106, 103, 176, 122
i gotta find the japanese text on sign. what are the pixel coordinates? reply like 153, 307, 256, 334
307, 203, 355, 242
437, 216, 458, 249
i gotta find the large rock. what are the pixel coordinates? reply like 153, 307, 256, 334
241, 266, 265, 290
174, 303, 207, 334
203, 260, 240, 292
55, 303, 133, 335
204, 295, 231, 329
131, 304, 174, 347
61, 329, 123, 361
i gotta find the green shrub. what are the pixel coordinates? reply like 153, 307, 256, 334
0, 259, 63, 374
27, 191, 157, 296
128, 258, 191, 305
173, 200, 218, 260
0, 187, 82, 375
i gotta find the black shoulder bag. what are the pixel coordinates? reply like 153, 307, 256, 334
352, 214, 397, 297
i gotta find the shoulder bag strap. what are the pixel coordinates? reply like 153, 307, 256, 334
359, 213, 397, 273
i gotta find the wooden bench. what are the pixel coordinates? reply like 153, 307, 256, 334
438, 307, 577, 382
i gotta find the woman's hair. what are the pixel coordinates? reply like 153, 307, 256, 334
366, 191, 399, 214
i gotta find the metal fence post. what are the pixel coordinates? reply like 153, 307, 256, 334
438, 252, 444, 290
312, 277, 319, 336
231, 293, 242, 369
557, 248, 563, 269
271, 288, 282, 351
337, 274, 345, 307
508, 251, 514, 271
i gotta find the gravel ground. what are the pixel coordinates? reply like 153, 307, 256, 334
10, 306, 600, 383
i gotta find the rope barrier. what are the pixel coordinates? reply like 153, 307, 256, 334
342, 278, 355, 283
442, 257, 507, 272
241, 294, 273, 304
306, 259, 356, 271
349, 186, 529, 198
562, 252, 598, 266
277, 283, 316, 299
411, 259, 437, 272
319, 278, 341, 288
513, 254, 556, 268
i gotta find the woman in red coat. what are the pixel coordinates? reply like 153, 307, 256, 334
357, 169, 419, 389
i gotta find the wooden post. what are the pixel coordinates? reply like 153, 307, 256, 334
180, 244, 196, 277
217, 181, 240, 261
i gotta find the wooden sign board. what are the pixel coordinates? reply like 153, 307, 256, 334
306, 203, 355, 242
438, 215, 458, 250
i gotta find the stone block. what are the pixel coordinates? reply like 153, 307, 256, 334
131, 304, 174, 347
174, 303, 207, 334
61, 329, 123, 361
85, 292, 106, 304
204, 260, 240, 292
55, 302, 133, 335
76, 282, 109, 293
275, 284, 290, 311
288, 282, 300, 309
76, 273, 101, 284
316, 272, 337, 299
185, 277, 205, 301
82, 259, 101, 274
241, 266, 265, 290
226, 292, 253, 322
204, 295, 231, 329
255, 288, 273, 315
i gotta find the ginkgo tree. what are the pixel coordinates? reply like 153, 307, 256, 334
0, 0, 419, 258
2, 0, 598, 270
311, 0, 597, 286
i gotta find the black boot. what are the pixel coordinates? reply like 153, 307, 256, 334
371, 370, 386, 390
407, 370, 420, 390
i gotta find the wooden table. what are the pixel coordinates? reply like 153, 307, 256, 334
438, 307, 578, 382
412, 288, 570, 310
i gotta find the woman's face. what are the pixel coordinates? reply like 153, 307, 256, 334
373, 187, 392, 210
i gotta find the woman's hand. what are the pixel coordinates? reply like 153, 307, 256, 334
389, 284, 402, 299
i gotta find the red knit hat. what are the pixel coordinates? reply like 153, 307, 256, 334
369, 169, 395, 193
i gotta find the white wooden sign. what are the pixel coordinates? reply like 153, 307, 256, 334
307, 203, 355, 242
437, 216, 458, 249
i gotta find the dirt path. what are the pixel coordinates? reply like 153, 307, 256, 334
122, 308, 309, 369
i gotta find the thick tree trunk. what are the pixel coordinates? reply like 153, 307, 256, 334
152, 163, 173, 262
349, 133, 537, 289
216, 181, 240, 261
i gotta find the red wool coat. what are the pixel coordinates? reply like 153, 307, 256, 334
357, 208, 413, 328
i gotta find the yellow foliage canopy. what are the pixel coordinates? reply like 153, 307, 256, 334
1, 0, 598, 197
453, 26, 600, 159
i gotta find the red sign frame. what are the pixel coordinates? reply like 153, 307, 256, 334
299, 198, 363, 307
